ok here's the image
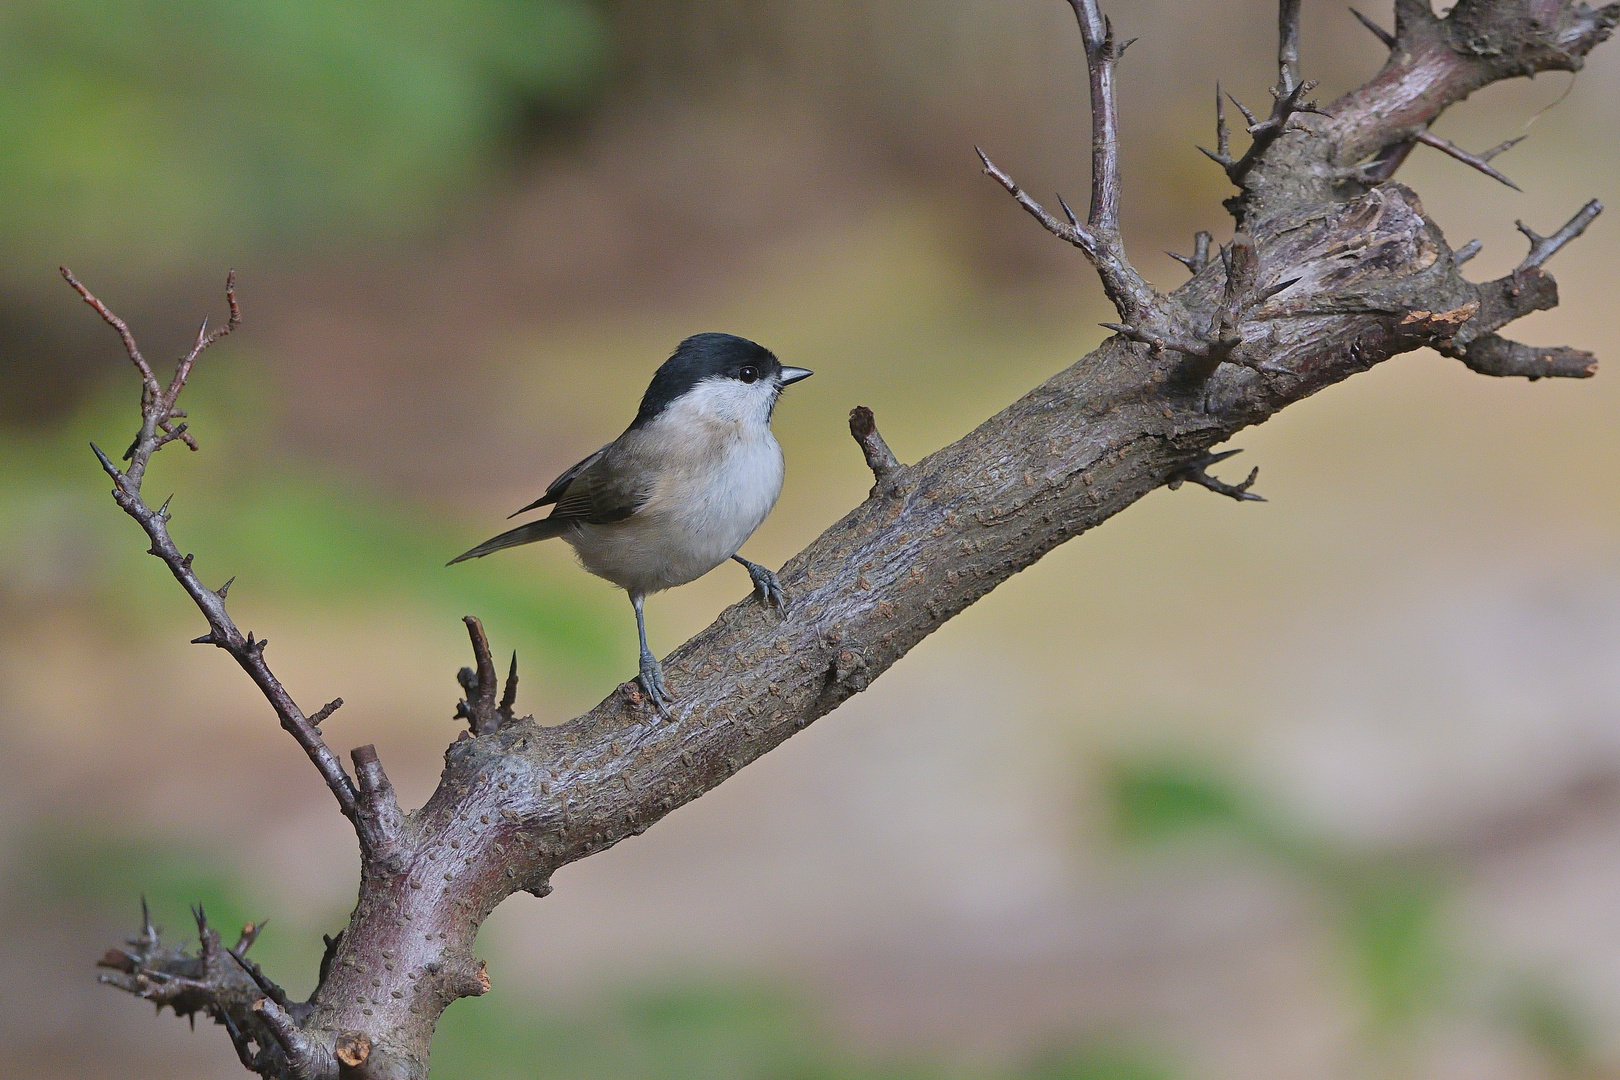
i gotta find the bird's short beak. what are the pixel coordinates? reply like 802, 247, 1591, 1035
779, 366, 813, 386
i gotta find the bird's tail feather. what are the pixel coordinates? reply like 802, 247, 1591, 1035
447, 518, 570, 565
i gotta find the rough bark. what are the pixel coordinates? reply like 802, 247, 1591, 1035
84, 1, 1613, 1076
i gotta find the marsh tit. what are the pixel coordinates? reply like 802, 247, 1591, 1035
449, 333, 812, 714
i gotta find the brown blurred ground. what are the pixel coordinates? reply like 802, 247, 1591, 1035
4, 2, 1620, 1078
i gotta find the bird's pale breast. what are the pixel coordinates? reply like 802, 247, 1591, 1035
565, 411, 784, 596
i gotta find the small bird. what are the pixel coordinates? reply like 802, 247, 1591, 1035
449, 333, 812, 714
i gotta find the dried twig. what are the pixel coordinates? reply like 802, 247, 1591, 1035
1169, 230, 1214, 275
1168, 449, 1266, 502
1278, 0, 1303, 92
849, 406, 903, 496
66, 272, 375, 838
1516, 200, 1604, 272
1415, 129, 1521, 190
977, 0, 1156, 321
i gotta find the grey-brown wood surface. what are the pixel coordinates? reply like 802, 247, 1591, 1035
81, 1, 1616, 1076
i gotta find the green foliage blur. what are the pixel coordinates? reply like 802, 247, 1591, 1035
0, 0, 608, 271
1104, 758, 1605, 1078
435, 983, 1174, 1080
0, 361, 623, 679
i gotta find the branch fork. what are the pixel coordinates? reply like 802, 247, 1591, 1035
1102, 232, 1298, 377
454, 616, 525, 736
1168, 449, 1266, 502
976, 0, 1158, 323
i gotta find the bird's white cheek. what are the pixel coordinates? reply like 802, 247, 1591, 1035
662, 377, 777, 427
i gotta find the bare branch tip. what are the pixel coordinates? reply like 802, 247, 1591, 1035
1350, 6, 1397, 47
849, 406, 903, 491
1416, 130, 1521, 190
1172, 450, 1266, 502
1516, 200, 1604, 272
1481, 135, 1526, 162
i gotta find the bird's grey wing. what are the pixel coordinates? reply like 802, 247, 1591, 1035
508, 445, 609, 518
545, 436, 653, 525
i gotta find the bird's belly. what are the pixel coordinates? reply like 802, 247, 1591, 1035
568, 434, 783, 596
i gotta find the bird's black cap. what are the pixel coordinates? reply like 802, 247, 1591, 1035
631, 333, 783, 428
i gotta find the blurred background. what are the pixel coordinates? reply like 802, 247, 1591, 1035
2, 1, 1618, 1077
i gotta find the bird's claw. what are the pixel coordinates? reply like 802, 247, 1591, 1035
637, 653, 674, 718
739, 559, 789, 612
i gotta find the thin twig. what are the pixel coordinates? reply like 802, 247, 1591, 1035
1516, 200, 1604, 272
1479, 135, 1526, 161
1169, 230, 1214, 275
1168, 449, 1266, 502
59, 268, 159, 397
1225, 78, 1325, 187
165, 270, 238, 412
1415, 130, 1521, 190
977, 148, 1086, 249
1067, 0, 1124, 231
65, 272, 364, 824
308, 698, 344, 728
978, 0, 1158, 321
1278, 0, 1303, 91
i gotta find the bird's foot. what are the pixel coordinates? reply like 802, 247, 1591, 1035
637, 652, 674, 718
736, 557, 788, 612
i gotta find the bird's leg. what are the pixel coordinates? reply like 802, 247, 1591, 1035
630, 592, 672, 716
732, 554, 788, 611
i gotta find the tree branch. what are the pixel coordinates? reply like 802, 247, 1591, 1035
976, 0, 1157, 322
1167, 449, 1266, 502
66, 272, 379, 836
1516, 199, 1604, 272
1415, 129, 1521, 191
87, 1, 1613, 1076
848, 405, 904, 497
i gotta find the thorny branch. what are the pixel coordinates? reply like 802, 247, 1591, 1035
65, 270, 383, 839
976, 0, 1155, 321
87, 1, 1611, 1077
1168, 449, 1266, 503
1414, 129, 1522, 191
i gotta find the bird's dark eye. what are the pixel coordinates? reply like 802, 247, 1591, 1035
739, 366, 759, 384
